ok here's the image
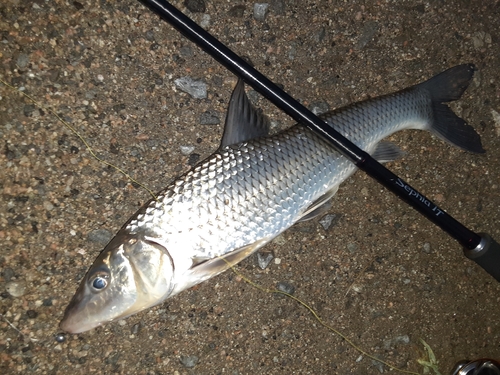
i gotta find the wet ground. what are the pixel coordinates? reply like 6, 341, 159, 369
1, 0, 499, 374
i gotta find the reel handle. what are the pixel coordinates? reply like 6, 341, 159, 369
464, 233, 500, 282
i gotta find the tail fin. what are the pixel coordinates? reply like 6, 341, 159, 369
417, 64, 485, 153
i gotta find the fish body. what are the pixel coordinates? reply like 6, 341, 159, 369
60, 64, 483, 333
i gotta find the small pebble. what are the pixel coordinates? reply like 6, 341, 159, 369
383, 334, 410, 349
372, 359, 385, 373
23, 104, 36, 117
5, 280, 27, 297
200, 14, 211, 29
3, 267, 15, 282
174, 77, 207, 99
179, 46, 193, 58
188, 153, 200, 166
422, 242, 432, 254
256, 252, 274, 270
356, 20, 379, 50
16, 53, 30, 69
272, 234, 286, 245
228, 5, 245, 18
131, 323, 141, 335
180, 145, 195, 155
277, 281, 295, 295
492, 109, 500, 137
253, 3, 269, 22
85, 90, 97, 100
319, 214, 340, 230
184, 0, 205, 13
43, 201, 54, 211
199, 111, 221, 125
27, 310, 38, 319
76, 350, 88, 358
180, 355, 199, 368
145, 29, 155, 41
87, 229, 113, 245
347, 243, 358, 253
309, 101, 329, 116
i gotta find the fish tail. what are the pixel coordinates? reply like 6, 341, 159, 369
417, 64, 485, 153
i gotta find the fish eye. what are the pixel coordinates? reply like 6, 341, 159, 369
91, 276, 108, 290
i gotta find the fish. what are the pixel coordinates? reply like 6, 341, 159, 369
60, 64, 484, 334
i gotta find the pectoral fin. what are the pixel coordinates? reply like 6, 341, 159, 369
188, 237, 272, 285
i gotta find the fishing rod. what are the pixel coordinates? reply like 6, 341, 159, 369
138, 0, 500, 281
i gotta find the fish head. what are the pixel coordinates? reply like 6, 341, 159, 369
60, 232, 174, 333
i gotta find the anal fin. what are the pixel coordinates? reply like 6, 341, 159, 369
371, 141, 406, 163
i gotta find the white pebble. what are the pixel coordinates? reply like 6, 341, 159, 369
180, 145, 195, 155
6, 280, 27, 297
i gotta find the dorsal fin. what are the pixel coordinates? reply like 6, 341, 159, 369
219, 79, 270, 148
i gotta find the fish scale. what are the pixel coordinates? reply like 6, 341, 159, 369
129, 93, 421, 262
60, 64, 484, 333
127, 87, 457, 266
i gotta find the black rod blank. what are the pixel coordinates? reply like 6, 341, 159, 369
138, 0, 500, 281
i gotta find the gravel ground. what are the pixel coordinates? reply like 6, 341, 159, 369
1, 0, 500, 374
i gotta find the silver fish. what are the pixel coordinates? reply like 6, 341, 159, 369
60, 64, 484, 333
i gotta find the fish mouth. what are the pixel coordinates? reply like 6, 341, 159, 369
59, 313, 102, 334
59, 281, 104, 334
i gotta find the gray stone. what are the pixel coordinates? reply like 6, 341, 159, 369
228, 5, 245, 18
199, 110, 221, 125
184, 0, 205, 13
87, 229, 113, 245
277, 281, 295, 295
383, 334, 410, 349
356, 21, 379, 49
16, 53, 29, 69
257, 252, 274, 270
319, 213, 340, 230
180, 355, 199, 368
253, 3, 269, 22
310, 101, 330, 116
3, 267, 15, 282
174, 77, 207, 99
422, 242, 432, 254
179, 46, 193, 58
347, 243, 358, 253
